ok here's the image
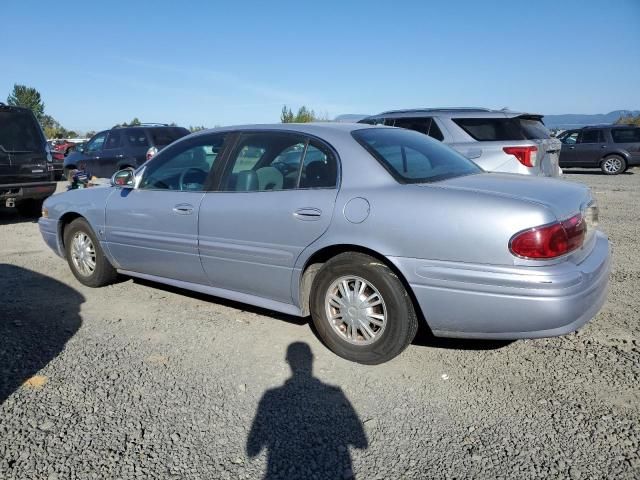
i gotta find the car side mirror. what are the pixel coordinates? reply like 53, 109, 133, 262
111, 168, 135, 188
77, 145, 85, 153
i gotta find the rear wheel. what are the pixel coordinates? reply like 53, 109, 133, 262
601, 155, 626, 175
310, 252, 418, 364
64, 218, 118, 287
15, 199, 43, 218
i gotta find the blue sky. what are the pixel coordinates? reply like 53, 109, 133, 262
2, 0, 639, 132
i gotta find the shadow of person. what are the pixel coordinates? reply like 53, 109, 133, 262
0, 264, 84, 405
247, 342, 368, 479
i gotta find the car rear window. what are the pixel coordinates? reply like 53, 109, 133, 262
352, 127, 481, 184
149, 127, 190, 147
611, 128, 640, 143
0, 109, 44, 152
453, 117, 550, 141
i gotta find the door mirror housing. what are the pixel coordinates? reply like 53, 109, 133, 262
111, 168, 135, 188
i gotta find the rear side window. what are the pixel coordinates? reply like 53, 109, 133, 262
353, 128, 481, 183
149, 127, 190, 147
126, 130, 149, 147
580, 130, 604, 144
0, 109, 44, 151
453, 117, 549, 141
611, 128, 640, 143
104, 130, 123, 149
388, 117, 445, 141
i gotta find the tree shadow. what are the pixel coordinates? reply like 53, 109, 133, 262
0, 264, 84, 404
247, 342, 368, 479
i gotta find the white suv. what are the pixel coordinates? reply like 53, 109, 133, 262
359, 108, 562, 177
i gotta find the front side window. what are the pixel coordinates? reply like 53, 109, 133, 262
353, 127, 481, 183
561, 131, 579, 145
104, 130, 122, 149
85, 132, 107, 153
611, 128, 640, 143
139, 134, 227, 191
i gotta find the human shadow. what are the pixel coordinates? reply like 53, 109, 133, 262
0, 264, 84, 404
247, 342, 368, 479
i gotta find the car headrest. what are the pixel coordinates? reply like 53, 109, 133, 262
235, 170, 259, 191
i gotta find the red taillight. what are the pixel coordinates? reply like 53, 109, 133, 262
503, 146, 538, 167
510, 214, 586, 259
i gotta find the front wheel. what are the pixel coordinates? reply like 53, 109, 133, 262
310, 252, 418, 364
64, 218, 118, 287
601, 155, 626, 175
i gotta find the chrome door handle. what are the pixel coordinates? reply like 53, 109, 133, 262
293, 208, 322, 221
173, 203, 194, 215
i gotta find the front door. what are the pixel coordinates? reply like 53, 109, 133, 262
93, 129, 125, 178
559, 130, 580, 166
573, 129, 606, 166
198, 131, 339, 304
104, 134, 228, 284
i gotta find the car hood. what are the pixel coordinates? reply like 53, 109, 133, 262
427, 172, 592, 220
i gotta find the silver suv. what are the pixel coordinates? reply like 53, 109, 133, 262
359, 108, 562, 177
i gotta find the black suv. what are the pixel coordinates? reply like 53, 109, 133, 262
0, 103, 57, 216
63, 124, 190, 179
557, 125, 640, 174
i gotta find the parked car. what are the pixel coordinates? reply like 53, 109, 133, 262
359, 108, 562, 177
40, 124, 610, 364
0, 102, 57, 216
557, 125, 640, 174
63, 124, 189, 179
52, 139, 78, 156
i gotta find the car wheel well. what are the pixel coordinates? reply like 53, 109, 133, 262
299, 244, 428, 328
58, 212, 85, 253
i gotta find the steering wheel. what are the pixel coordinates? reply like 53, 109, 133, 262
179, 167, 208, 191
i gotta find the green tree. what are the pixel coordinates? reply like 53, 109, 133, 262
280, 105, 326, 123
7, 84, 45, 121
189, 125, 207, 132
616, 114, 640, 126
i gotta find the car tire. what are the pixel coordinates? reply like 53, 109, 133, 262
310, 252, 418, 364
64, 218, 118, 288
15, 199, 43, 218
601, 155, 626, 175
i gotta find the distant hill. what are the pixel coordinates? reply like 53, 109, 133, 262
543, 110, 640, 129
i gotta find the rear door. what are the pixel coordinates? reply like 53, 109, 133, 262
0, 107, 49, 185
198, 131, 339, 304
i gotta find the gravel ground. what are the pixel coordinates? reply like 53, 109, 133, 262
1, 171, 638, 479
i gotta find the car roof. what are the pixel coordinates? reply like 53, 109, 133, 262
362, 108, 542, 120
190, 122, 384, 138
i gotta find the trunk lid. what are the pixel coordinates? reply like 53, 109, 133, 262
430, 172, 592, 220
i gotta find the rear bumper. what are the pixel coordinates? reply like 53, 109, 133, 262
390, 232, 611, 339
0, 182, 57, 200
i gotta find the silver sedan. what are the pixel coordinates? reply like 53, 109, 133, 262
39, 123, 611, 364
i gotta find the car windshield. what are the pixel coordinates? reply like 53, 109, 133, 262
0, 109, 43, 152
352, 127, 482, 183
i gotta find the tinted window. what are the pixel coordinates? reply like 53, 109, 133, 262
580, 129, 604, 144
453, 117, 549, 141
0, 109, 44, 151
611, 128, 640, 143
394, 118, 431, 135
140, 134, 227, 191
149, 127, 190, 147
104, 130, 122, 149
428, 120, 444, 141
85, 132, 107, 153
223, 132, 307, 191
299, 142, 337, 189
352, 128, 481, 183
126, 130, 150, 147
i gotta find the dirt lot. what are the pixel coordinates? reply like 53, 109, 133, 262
1, 172, 639, 479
